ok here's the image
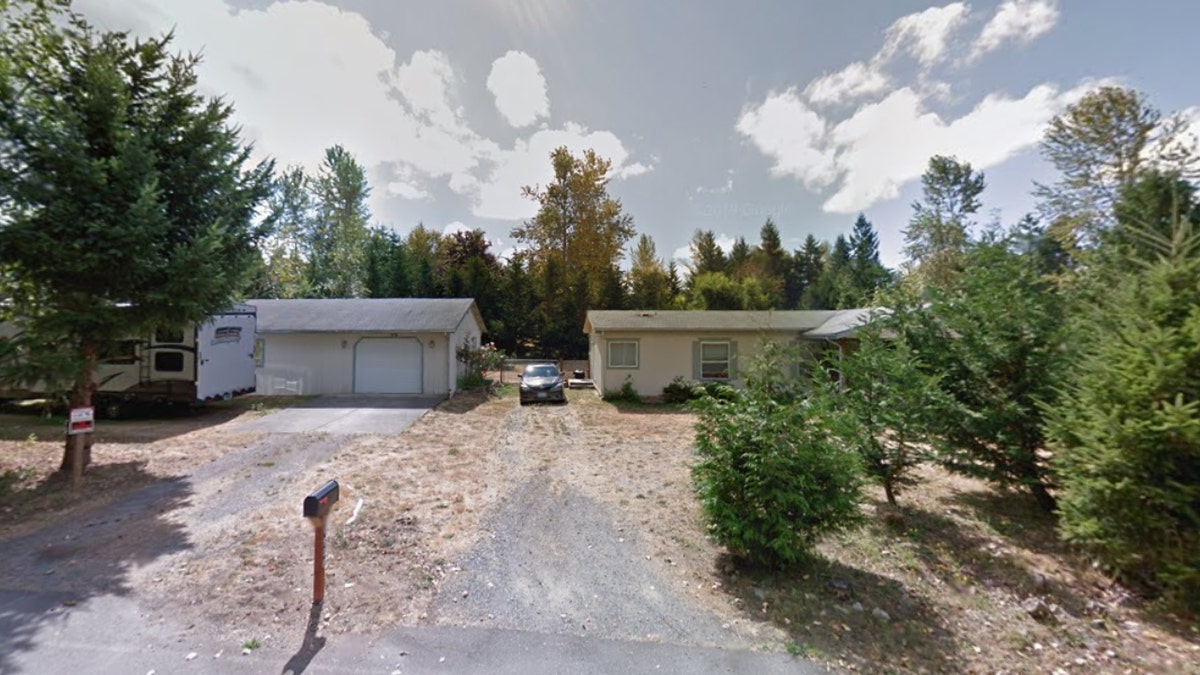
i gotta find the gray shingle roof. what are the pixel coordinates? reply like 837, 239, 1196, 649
584, 309, 880, 338
247, 298, 481, 334
584, 310, 834, 333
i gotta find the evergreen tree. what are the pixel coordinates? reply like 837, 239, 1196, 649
804, 236, 852, 309
847, 214, 891, 303
727, 237, 751, 277
833, 317, 946, 505
1048, 183, 1200, 609
899, 236, 1066, 512
363, 228, 410, 298
493, 254, 536, 355
787, 235, 825, 309
0, 2, 274, 477
687, 229, 728, 281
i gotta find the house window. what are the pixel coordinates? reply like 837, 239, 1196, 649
608, 340, 638, 368
254, 339, 265, 367
155, 328, 185, 344
154, 351, 185, 372
700, 341, 731, 380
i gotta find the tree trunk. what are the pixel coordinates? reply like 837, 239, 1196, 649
58, 344, 97, 483
1030, 480, 1057, 514
884, 481, 897, 506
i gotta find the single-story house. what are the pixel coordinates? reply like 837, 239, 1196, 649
582, 309, 879, 398
248, 298, 485, 397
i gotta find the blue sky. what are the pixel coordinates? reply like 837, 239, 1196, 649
77, 0, 1200, 269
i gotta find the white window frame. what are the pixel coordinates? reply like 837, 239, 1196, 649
608, 340, 639, 369
700, 341, 731, 380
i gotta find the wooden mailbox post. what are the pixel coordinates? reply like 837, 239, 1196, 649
303, 480, 339, 604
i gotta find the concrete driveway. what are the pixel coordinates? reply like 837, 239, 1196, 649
229, 395, 441, 435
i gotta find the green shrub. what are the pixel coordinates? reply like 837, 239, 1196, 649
661, 376, 701, 403
691, 384, 864, 567
603, 375, 641, 403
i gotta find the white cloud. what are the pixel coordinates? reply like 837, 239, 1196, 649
738, 0, 1079, 213
74, 0, 649, 226
802, 3, 969, 108
821, 83, 1093, 213
736, 89, 835, 189
740, 80, 1100, 214
487, 50, 550, 127
805, 61, 890, 107
385, 181, 430, 200
880, 3, 970, 67
972, 0, 1060, 60
442, 221, 471, 236
696, 170, 734, 194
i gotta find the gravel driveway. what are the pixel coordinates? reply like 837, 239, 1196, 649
430, 399, 767, 651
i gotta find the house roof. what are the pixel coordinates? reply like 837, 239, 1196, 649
585, 310, 834, 333
247, 298, 484, 334
805, 308, 888, 339
584, 309, 882, 338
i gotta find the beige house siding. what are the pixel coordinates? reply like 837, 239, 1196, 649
256, 331, 452, 396
589, 330, 800, 398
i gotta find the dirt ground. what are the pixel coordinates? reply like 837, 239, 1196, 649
1, 389, 1198, 673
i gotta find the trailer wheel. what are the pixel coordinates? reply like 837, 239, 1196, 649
100, 399, 123, 420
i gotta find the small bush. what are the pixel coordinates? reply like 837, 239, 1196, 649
691, 385, 864, 567
661, 376, 702, 404
457, 370, 489, 390
603, 375, 641, 403
0, 467, 35, 497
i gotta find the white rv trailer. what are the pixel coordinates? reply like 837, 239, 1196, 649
0, 305, 258, 417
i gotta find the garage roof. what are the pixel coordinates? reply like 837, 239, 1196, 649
248, 298, 484, 334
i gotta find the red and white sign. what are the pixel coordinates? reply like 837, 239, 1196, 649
67, 407, 95, 435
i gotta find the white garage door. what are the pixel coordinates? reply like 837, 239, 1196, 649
354, 338, 423, 394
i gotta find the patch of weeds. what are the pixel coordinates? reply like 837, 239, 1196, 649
0, 467, 37, 496
256, 461, 275, 468
786, 641, 821, 657
671, 534, 698, 550
25, 433, 38, 444
635, 493, 646, 499
448, 447, 461, 456
241, 638, 262, 651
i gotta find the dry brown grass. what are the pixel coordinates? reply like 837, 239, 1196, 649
3, 389, 1198, 672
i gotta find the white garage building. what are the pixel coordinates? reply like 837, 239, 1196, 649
248, 298, 485, 397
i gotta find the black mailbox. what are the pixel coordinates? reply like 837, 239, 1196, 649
303, 480, 339, 518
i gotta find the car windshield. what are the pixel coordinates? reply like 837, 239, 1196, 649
524, 365, 559, 378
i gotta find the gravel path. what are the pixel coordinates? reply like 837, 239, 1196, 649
431, 400, 760, 650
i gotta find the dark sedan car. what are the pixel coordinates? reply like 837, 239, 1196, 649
519, 363, 566, 405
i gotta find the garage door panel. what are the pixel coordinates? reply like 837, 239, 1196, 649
354, 338, 422, 394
